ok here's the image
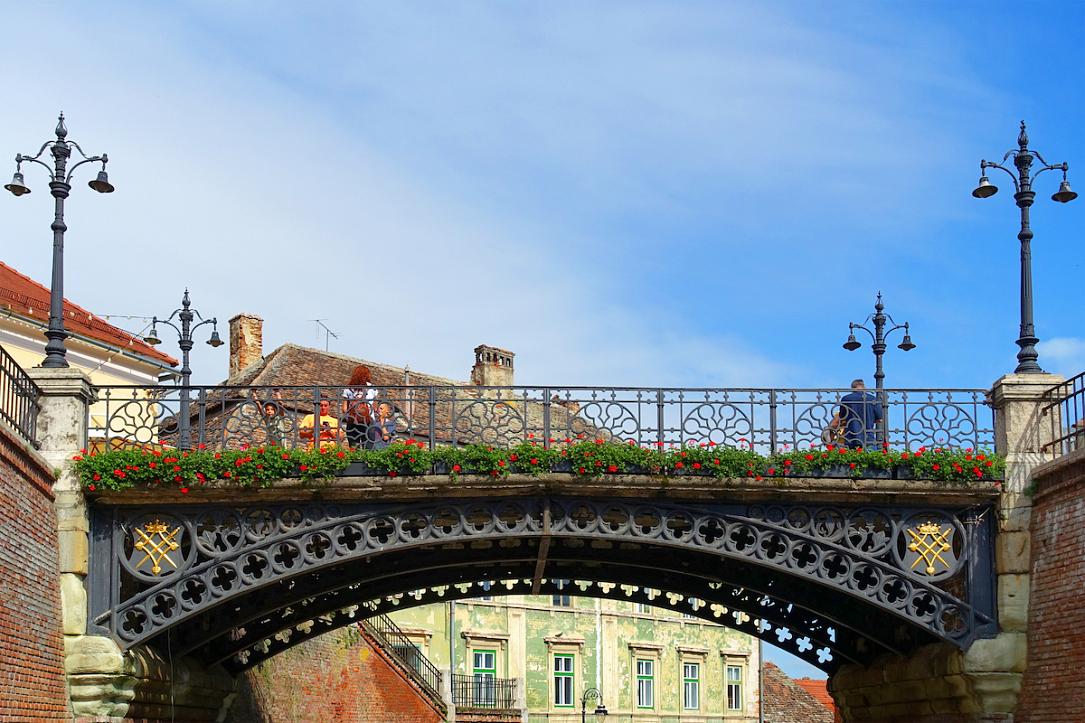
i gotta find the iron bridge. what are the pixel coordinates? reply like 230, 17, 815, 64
88, 494, 997, 675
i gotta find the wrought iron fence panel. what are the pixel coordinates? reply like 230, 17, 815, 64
1041, 371, 1085, 458
360, 613, 442, 699
88, 384, 996, 454
0, 345, 40, 447
452, 673, 518, 709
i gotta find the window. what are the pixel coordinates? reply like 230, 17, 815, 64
633, 602, 651, 614
682, 662, 700, 710
636, 659, 654, 708
553, 654, 574, 707
726, 664, 743, 711
473, 649, 497, 705
552, 593, 572, 607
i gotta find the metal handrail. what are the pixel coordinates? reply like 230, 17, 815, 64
359, 613, 443, 700
1041, 370, 1085, 458
451, 673, 519, 709
0, 345, 41, 447
88, 383, 996, 454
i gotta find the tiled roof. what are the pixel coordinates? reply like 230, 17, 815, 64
0, 260, 177, 366
762, 663, 836, 723
224, 343, 462, 388
794, 677, 838, 719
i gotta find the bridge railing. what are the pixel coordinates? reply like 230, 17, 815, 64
1041, 370, 1085, 459
87, 384, 995, 454
0, 345, 41, 447
359, 613, 443, 701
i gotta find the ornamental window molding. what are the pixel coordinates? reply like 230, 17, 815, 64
676, 645, 709, 657
544, 635, 586, 649
462, 630, 509, 650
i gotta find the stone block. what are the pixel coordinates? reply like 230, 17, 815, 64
997, 574, 1030, 631
994, 530, 1031, 574
61, 573, 88, 635
998, 500, 1032, 533
963, 633, 1027, 673
970, 672, 1023, 714
901, 643, 963, 680
65, 635, 127, 676
58, 527, 89, 575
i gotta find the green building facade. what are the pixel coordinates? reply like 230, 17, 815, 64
388, 588, 760, 722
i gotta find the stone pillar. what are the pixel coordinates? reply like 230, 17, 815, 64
470, 344, 515, 387
830, 373, 1061, 722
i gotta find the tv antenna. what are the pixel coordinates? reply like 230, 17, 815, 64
312, 319, 339, 351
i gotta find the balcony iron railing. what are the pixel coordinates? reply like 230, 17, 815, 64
0, 346, 41, 447
359, 613, 443, 701
88, 384, 995, 456
451, 673, 519, 709
1041, 370, 1085, 459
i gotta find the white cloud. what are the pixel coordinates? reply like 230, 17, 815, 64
1037, 338, 1085, 379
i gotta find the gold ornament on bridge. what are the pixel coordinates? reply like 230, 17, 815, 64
133, 519, 182, 575
907, 520, 952, 576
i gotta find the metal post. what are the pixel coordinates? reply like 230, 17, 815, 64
542, 389, 552, 450
178, 292, 194, 450
973, 121, 1077, 373
5, 115, 113, 368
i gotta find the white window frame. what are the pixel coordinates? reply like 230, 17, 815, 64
553, 653, 575, 707
636, 658, 655, 709
726, 662, 744, 711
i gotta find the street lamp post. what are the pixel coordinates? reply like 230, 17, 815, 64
580, 687, 607, 723
144, 290, 223, 449
843, 292, 916, 440
5, 113, 114, 368
973, 121, 1077, 374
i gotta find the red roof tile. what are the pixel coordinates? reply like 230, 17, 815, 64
0, 260, 177, 366
794, 677, 838, 718
762, 663, 836, 723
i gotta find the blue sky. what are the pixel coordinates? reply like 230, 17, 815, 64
2, 1, 1082, 678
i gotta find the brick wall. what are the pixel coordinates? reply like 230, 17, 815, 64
226, 627, 445, 723
1016, 452, 1085, 722
0, 424, 69, 722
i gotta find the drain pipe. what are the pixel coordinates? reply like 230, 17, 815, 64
758, 638, 764, 723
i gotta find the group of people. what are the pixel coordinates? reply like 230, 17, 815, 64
259, 365, 397, 450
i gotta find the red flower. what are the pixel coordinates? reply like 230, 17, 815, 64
783, 460, 792, 467
746, 470, 753, 477
530, 458, 539, 465
527, 433, 535, 439
933, 464, 940, 471
198, 443, 206, 450
901, 452, 910, 459
72, 455, 83, 461
337, 451, 345, 459
595, 439, 604, 445
985, 460, 993, 467
299, 465, 308, 471
93, 473, 101, 481
692, 462, 702, 470
510, 454, 518, 461
607, 464, 618, 473
498, 459, 506, 467
282, 453, 289, 460
578, 467, 586, 474
452, 464, 462, 472
174, 475, 182, 482
714, 458, 720, 465
180, 487, 189, 494
196, 472, 206, 482
675, 461, 685, 469
805, 454, 814, 461
595, 460, 602, 467
80, 448, 87, 454
149, 462, 157, 469
838, 448, 847, 455
490, 470, 499, 477
87, 484, 96, 492
767, 467, 776, 475
389, 470, 398, 478
849, 462, 856, 469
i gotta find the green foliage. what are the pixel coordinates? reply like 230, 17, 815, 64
70, 439, 1004, 494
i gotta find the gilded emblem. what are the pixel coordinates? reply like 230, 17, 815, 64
133, 519, 182, 575
906, 520, 952, 576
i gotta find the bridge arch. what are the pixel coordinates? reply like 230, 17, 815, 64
89, 492, 997, 676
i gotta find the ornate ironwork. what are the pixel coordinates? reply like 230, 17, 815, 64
361, 613, 443, 701
88, 497, 997, 675
0, 345, 41, 447
89, 384, 996, 456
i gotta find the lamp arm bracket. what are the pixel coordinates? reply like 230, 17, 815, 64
983, 161, 1021, 192
17, 156, 57, 180
65, 156, 104, 183
18, 140, 55, 163
1030, 149, 1052, 167
885, 322, 908, 337
191, 317, 216, 332
155, 318, 182, 336
851, 324, 876, 342
1031, 161, 1069, 183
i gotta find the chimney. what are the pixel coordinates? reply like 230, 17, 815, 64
229, 313, 263, 378
471, 344, 515, 387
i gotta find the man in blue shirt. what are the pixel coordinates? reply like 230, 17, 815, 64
831, 379, 882, 449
